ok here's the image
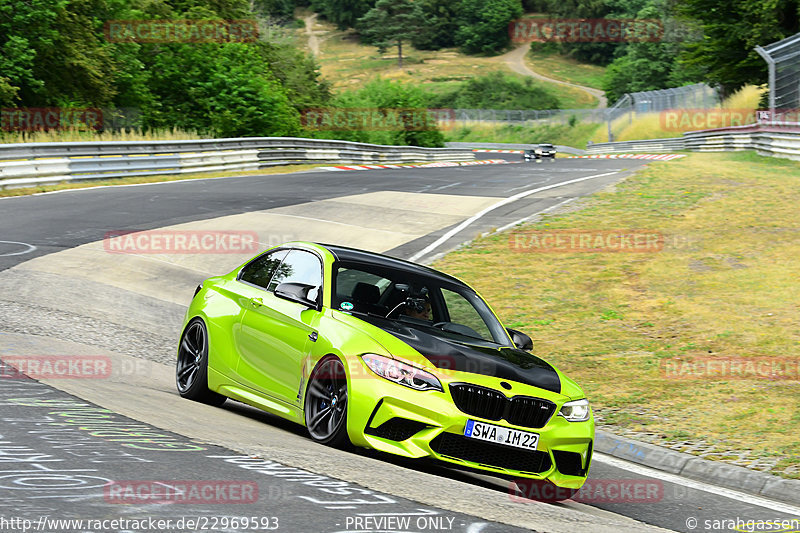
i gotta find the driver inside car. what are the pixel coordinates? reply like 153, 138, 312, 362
404, 298, 432, 320
403, 288, 433, 320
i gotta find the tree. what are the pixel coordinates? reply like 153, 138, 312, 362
312, 0, 375, 30
0, 0, 117, 106
0, 77, 18, 106
251, 0, 297, 21
357, 0, 423, 67
676, 0, 800, 95
0, 0, 331, 137
455, 0, 523, 55
602, 1, 703, 102
143, 42, 301, 137
411, 0, 460, 50
531, 0, 654, 65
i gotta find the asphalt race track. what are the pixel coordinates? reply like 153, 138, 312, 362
1, 155, 799, 533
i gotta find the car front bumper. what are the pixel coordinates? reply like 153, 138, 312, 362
346, 364, 593, 490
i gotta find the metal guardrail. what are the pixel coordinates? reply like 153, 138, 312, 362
683, 124, 800, 160
445, 142, 586, 155
0, 137, 475, 189
584, 123, 800, 161
585, 138, 686, 154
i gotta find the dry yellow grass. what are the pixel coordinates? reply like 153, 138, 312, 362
435, 152, 800, 476
592, 85, 767, 142
722, 85, 765, 110
0, 128, 206, 144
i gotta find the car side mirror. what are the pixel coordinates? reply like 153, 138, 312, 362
274, 282, 318, 308
506, 328, 533, 351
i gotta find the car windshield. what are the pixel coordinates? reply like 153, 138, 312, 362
333, 261, 511, 347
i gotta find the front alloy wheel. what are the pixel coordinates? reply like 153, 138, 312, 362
304, 355, 350, 447
176, 318, 226, 406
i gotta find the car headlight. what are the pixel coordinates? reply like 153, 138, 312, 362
559, 399, 590, 422
361, 354, 442, 392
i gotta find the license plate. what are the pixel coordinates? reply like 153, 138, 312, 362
464, 420, 539, 451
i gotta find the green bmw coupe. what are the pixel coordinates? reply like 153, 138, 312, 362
176, 242, 593, 491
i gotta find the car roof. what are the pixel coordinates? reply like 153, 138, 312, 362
317, 243, 467, 288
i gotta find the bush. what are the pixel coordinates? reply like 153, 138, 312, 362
432, 72, 561, 110
311, 79, 445, 147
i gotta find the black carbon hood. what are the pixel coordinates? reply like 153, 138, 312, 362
358, 316, 561, 394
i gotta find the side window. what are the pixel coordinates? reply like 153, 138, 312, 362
267, 250, 323, 294
335, 268, 390, 306
441, 288, 493, 341
239, 250, 288, 289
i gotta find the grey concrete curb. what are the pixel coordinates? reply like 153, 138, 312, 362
594, 430, 800, 507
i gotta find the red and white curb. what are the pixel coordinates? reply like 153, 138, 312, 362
567, 154, 685, 160
473, 149, 524, 153
318, 159, 511, 171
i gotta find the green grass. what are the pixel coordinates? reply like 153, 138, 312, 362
526, 47, 606, 89
445, 122, 602, 148
435, 152, 800, 476
546, 83, 598, 110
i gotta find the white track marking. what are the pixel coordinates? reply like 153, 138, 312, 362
356, 509, 439, 517
593, 453, 800, 515
408, 171, 621, 261
0, 240, 37, 256
432, 181, 463, 191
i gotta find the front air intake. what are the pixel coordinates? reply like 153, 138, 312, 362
449, 383, 557, 429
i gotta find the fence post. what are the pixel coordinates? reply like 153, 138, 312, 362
756, 45, 777, 123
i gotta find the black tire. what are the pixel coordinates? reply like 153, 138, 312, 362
304, 355, 350, 447
176, 318, 226, 406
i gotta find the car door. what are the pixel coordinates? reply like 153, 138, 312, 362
235, 249, 323, 405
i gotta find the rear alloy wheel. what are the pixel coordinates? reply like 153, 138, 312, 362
176, 318, 226, 406
304, 355, 350, 447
